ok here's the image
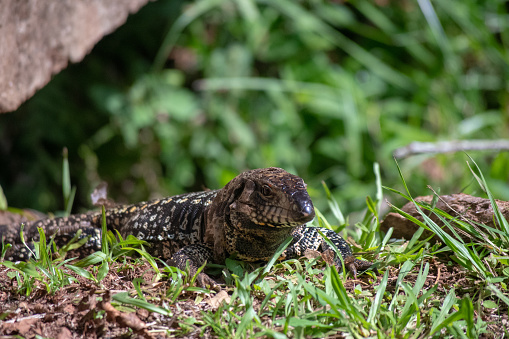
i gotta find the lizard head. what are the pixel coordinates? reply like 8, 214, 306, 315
206, 167, 315, 262
226, 167, 315, 229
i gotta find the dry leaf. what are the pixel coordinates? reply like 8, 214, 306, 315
90, 182, 116, 208
56, 327, 73, 339
303, 249, 321, 260
207, 290, 230, 309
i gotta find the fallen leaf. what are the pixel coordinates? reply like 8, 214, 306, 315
207, 290, 230, 309
90, 182, 116, 208
3, 317, 38, 335
56, 327, 73, 339
304, 249, 321, 260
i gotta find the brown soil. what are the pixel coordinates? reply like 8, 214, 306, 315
0, 261, 212, 338
0, 256, 506, 338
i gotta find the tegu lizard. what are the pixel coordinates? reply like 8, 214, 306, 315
0, 167, 373, 287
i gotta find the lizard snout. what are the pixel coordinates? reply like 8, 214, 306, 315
292, 191, 315, 223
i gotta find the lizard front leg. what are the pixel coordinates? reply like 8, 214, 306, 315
168, 243, 219, 289
285, 226, 374, 278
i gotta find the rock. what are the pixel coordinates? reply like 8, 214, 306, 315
381, 193, 509, 240
0, 0, 151, 113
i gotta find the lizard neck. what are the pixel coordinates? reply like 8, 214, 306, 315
224, 214, 296, 261
204, 181, 244, 263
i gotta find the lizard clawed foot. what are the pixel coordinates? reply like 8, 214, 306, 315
195, 272, 221, 291
343, 256, 377, 279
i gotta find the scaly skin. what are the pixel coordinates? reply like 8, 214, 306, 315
1, 167, 373, 287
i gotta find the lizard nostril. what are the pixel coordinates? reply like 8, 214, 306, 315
299, 202, 315, 222
301, 204, 313, 217
292, 191, 315, 222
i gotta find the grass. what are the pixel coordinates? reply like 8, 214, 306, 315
1, 226, 83, 295
1, 161, 508, 337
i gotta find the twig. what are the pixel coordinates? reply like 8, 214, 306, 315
393, 140, 509, 159
3, 314, 45, 323
434, 266, 441, 286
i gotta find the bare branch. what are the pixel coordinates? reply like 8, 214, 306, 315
393, 140, 509, 159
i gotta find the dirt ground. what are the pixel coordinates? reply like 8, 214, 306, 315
0, 257, 506, 338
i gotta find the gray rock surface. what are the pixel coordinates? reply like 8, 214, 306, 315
0, 0, 151, 113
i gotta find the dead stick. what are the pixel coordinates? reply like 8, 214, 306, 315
393, 140, 509, 159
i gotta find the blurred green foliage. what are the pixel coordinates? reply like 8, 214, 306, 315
1, 0, 509, 216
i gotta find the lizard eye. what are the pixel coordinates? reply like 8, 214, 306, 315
261, 184, 273, 197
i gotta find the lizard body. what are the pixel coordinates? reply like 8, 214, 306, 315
1, 167, 372, 286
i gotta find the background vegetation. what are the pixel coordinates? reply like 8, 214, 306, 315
1, 0, 508, 217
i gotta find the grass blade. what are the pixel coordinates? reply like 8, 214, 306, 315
322, 181, 345, 226
262, 236, 293, 275
367, 269, 388, 324
62, 147, 76, 216
0, 185, 7, 210
467, 155, 509, 235
100, 206, 110, 258
112, 292, 172, 316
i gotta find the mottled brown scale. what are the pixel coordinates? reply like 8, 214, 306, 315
1, 167, 374, 288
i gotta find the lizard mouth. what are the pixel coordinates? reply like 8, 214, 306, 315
249, 204, 315, 228
252, 189, 315, 228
